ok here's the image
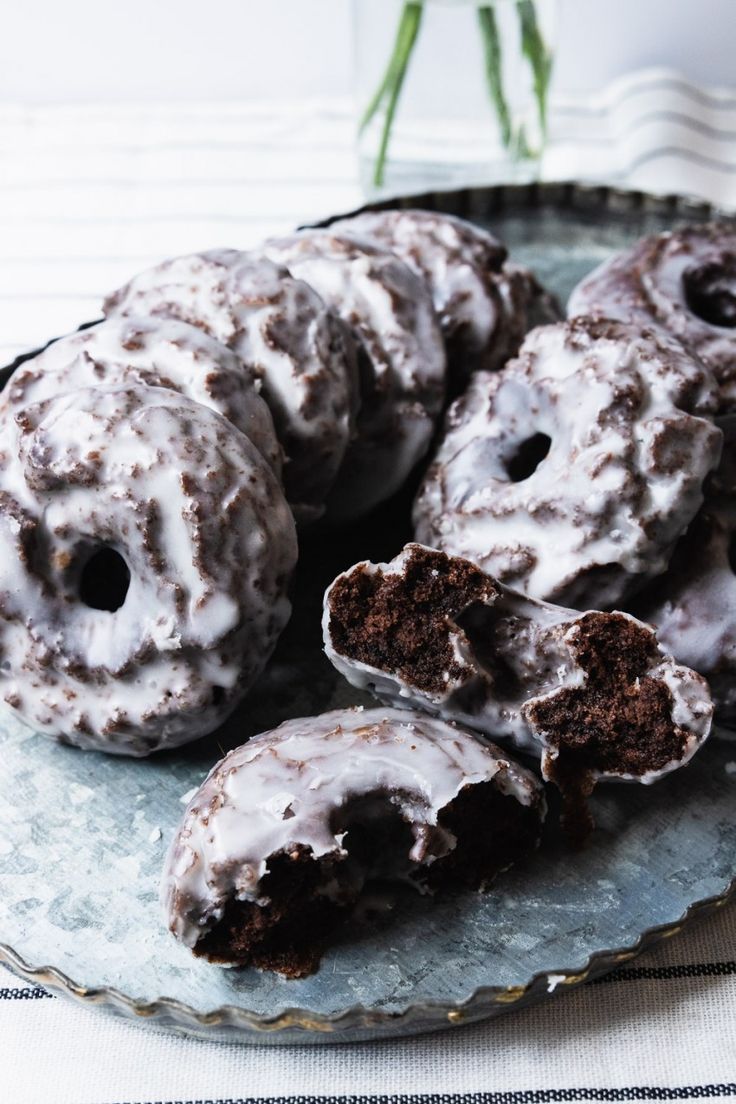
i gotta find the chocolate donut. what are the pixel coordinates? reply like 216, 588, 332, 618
568, 223, 736, 412
632, 416, 736, 726
104, 250, 355, 521
261, 230, 446, 519
331, 208, 560, 386
413, 317, 722, 607
162, 706, 544, 976
323, 545, 713, 833
0, 385, 297, 755
0, 316, 283, 479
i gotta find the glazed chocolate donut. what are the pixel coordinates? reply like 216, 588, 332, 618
104, 250, 355, 521
261, 230, 446, 519
0, 316, 283, 479
331, 208, 560, 385
568, 223, 736, 412
632, 416, 736, 726
413, 317, 722, 607
323, 545, 713, 833
0, 385, 297, 755
162, 706, 545, 976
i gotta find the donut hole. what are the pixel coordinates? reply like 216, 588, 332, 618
683, 258, 736, 328
504, 432, 551, 483
79, 547, 130, 612
333, 792, 417, 882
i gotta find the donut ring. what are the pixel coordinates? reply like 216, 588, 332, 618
331, 208, 560, 386
568, 222, 736, 412
262, 230, 446, 519
104, 250, 355, 521
0, 385, 297, 755
0, 316, 283, 479
162, 706, 544, 976
632, 416, 736, 726
413, 317, 722, 607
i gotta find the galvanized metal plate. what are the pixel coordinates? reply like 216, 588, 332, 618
0, 182, 734, 1044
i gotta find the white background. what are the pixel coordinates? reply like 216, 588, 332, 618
1, 0, 734, 104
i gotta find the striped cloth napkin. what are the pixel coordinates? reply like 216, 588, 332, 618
1, 66, 735, 1104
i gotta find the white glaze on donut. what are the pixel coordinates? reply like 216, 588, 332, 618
104, 250, 355, 520
331, 208, 560, 381
0, 385, 297, 755
632, 415, 736, 725
322, 545, 713, 786
161, 705, 544, 949
1, 316, 283, 479
413, 317, 723, 607
261, 230, 447, 519
568, 223, 736, 412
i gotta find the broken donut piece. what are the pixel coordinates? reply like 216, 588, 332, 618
161, 706, 545, 977
323, 545, 713, 819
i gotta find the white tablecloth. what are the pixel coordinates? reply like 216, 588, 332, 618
1, 67, 735, 1104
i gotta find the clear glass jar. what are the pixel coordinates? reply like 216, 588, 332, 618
353, 0, 557, 199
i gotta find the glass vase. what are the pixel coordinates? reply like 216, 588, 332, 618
353, 0, 557, 199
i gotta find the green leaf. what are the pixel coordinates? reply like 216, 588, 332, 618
516, 0, 553, 136
477, 5, 512, 150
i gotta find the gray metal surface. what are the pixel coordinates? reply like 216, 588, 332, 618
0, 181, 734, 1044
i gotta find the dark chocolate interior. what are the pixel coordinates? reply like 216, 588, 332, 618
194, 781, 540, 977
529, 612, 686, 778
327, 544, 499, 695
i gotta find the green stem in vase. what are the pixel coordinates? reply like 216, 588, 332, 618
477, 5, 512, 150
516, 0, 553, 137
360, 1, 424, 188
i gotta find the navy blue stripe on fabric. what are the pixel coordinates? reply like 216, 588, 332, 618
117, 1086, 736, 1104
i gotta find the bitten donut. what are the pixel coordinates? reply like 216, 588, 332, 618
568, 223, 736, 412
632, 417, 736, 726
413, 317, 723, 607
162, 706, 544, 976
104, 249, 355, 521
332, 208, 560, 386
262, 230, 446, 519
0, 385, 297, 755
0, 316, 282, 479
324, 545, 713, 834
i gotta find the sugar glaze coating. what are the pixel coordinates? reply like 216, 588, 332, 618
567, 223, 736, 412
413, 317, 723, 607
0, 385, 297, 755
262, 230, 446, 519
162, 705, 544, 954
323, 545, 713, 788
632, 415, 736, 725
104, 249, 355, 520
0, 316, 283, 478
331, 208, 560, 384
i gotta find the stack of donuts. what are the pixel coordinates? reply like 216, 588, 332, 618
1, 208, 734, 977
0, 210, 557, 756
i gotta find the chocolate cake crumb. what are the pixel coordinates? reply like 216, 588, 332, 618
528, 612, 686, 778
328, 545, 498, 694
